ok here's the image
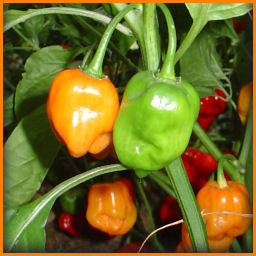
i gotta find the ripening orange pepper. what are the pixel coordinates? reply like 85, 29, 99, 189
47, 69, 119, 158
238, 82, 252, 125
197, 180, 252, 240
86, 179, 137, 236
177, 180, 252, 253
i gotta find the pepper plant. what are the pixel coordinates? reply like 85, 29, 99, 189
3, 2, 253, 253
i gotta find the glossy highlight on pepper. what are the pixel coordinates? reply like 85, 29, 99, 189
47, 69, 119, 158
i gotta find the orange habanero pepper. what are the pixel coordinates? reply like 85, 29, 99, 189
238, 82, 252, 125
86, 179, 137, 236
177, 180, 252, 253
47, 69, 119, 158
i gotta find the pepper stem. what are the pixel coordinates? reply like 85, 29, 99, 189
157, 3, 176, 81
217, 154, 237, 188
86, 3, 139, 78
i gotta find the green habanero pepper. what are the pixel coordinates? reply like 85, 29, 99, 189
113, 71, 200, 177
59, 187, 86, 215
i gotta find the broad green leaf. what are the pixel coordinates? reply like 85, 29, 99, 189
180, 31, 227, 97
186, 3, 252, 22
3, 104, 61, 208
4, 164, 126, 252
3, 94, 15, 127
15, 45, 74, 119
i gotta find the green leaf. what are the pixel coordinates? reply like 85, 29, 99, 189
3, 94, 15, 127
166, 158, 209, 252
15, 45, 74, 119
23, 15, 45, 37
3, 104, 61, 208
180, 31, 227, 96
4, 164, 126, 252
186, 3, 252, 22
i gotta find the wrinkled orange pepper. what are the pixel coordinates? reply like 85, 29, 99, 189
47, 69, 119, 158
177, 180, 252, 252
238, 82, 252, 125
86, 179, 137, 236
90, 137, 117, 160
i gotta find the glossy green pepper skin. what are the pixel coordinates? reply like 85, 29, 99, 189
113, 71, 200, 177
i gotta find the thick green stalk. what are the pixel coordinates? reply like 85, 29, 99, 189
193, 122, 243, 183
157, 3, 176, 81
241, 99, 253, 252
166, 158, 209, 252
174, 4, 208, 64
86, 3, 139, 77
239, 97, 253, 168
143, 3, 160, 71
135, 178, 165, 252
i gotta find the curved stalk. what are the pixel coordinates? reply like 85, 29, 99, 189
157, 3, 176, 81
86, 3, 139, 77
4, 7, 133, 35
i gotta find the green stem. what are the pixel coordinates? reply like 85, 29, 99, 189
231, 238, 242, 253
217, 154, 236, 187
174, 4, 208, 64
75, 15, 139, 71
239, 97, 253, 168
80, 46, 94, 70
149, 172, 176, 199
166, 158, 209, 252
193, 122, 243, 183
86, 3, 139, 78
4, 7, 133, 35
135, 178, 165, 252
13, 26, 40, 51
157, 3, 176, 81
143, 3, 160, 71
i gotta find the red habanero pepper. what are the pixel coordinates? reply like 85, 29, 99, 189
58, 211, 85, 237
232, 17, 246, 34
160, 195, 182, 223
197, 89, 227, 131
182, 149, 217, 191
61, 45, 70, 49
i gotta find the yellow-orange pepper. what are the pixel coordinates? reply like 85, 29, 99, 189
238, 82, 252, 125
177, 180, 252, 253
47, 69, 119, 158
86, 179, 137, 236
